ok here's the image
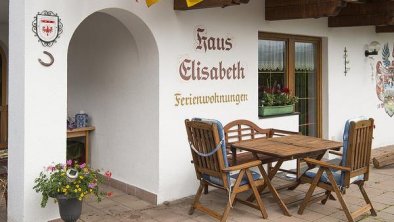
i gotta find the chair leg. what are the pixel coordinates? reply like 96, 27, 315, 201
189, 183, 204, 215
321, 190, 331, 205
245, 170, 268, 219
221, 170, 246, 222
325, 170, 354, 222
358, 182, 377, 216
298, 167, 324, 215
203, 184, 208, 194
221, 191, 237, 222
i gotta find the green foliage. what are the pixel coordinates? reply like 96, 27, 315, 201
33, 161, 111, 208
260, 87, 298, 106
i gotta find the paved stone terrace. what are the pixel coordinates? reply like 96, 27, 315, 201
2, 163, 394, 222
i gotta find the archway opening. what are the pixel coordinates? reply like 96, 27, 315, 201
67, 9, 159, 203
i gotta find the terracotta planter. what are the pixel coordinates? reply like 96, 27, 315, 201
259, 105, 294, 116
57, 195, 82, 222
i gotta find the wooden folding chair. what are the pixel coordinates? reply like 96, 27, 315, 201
298, 118, 376, 222
185, 119, 269, 222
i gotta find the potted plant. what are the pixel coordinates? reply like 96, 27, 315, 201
259, 87, 298, 116
33, 160, 112, 222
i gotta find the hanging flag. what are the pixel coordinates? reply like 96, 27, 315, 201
146, 0, 160, 7
186, 0, 204, 7
144, 0, 204, 8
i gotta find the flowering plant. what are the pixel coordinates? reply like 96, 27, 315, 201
260, 87, 298, 106
33, 160, 112, 208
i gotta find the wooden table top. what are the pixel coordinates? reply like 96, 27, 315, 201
232, 134, 343, 159
67, 126, 95, 133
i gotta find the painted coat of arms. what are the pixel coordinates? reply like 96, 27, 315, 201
376, 43, 394, 117
32, 11, 63, 47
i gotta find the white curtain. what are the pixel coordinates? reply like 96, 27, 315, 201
295, 42, 315, 71
258, 40, 285, 71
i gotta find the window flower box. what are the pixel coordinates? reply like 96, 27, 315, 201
259, 104, 294, 116
259, 87, 298, 117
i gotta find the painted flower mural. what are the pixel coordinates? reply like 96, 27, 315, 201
376, 43, 394, 117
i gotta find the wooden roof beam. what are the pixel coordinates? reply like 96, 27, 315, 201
328, 1, 394, 27
376, 25, 394, 33
174, 0, 249, 10
265, 0, 347, 20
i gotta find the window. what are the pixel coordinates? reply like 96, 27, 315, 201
258, 32, 322, 137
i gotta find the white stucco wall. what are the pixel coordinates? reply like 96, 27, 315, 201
67, 12, 159, 194
7, 0, 394, 220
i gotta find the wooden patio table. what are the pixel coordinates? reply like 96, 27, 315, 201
231, 134, 343, 216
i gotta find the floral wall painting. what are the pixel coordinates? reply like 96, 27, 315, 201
376, 43, 394, 117
32, 11, 63, 47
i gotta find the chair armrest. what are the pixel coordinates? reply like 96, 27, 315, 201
303, 158, 351, 172
270, 128, 300, 136
222, 160, 262, 172
329, 150, 343, 156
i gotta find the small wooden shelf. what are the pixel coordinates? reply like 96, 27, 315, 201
67, 126, 95, 164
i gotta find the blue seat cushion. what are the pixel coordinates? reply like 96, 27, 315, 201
202, 170, 262, 187
305, 167, 363, 186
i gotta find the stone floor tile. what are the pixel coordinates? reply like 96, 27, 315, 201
112, 194, 153, 211
2, 166, 394, 221
368, 202, 388, 212
293, 209, 326, 221
381, 205, 394, 215
315, 215, 346, 222
374, 211, 394, 221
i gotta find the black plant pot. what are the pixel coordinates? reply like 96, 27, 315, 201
56, 195, 82, 222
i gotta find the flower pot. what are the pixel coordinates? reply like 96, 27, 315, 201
259, 105, 294, 116
57, 195, 82, 222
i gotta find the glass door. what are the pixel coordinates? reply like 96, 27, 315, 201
294, 42, 319, 136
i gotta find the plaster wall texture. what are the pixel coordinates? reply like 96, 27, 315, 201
7, 0, 394, 220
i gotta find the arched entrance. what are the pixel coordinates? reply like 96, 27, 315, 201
67, 9, 159, 203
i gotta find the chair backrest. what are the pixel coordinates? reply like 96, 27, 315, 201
185, 119, 230, 188
224, 119, 271, 150
342, 118, 374, 187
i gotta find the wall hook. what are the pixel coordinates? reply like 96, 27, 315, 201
38, 51, 54, 67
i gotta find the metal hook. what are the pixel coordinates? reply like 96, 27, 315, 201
38, 51, 54, 67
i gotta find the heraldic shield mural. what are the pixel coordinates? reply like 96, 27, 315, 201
376, 43, 394, 117
32, 11, 63, 47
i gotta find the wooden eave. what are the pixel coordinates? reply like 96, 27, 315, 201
265, 0, 347, 20
174, 0, 249, 10
328, 1, 394, 27
173, 0, 394, 32
376, 25, 394, 32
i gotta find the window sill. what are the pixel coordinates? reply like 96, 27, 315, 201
259, 112, 300, 119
